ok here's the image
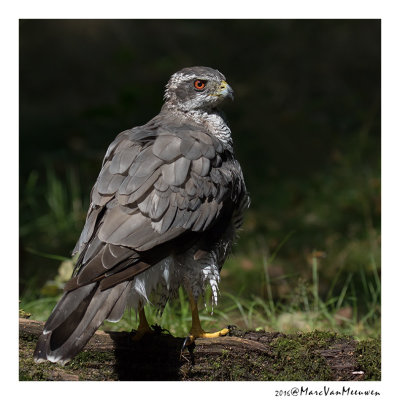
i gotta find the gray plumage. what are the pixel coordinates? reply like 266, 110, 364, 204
34, 66, 249, 364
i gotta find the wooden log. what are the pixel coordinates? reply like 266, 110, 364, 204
19, 318, 379, 381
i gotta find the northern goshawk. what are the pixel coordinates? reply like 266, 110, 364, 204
34, 66, 249, 364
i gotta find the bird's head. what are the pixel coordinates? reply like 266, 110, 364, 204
164, 66, 234, 112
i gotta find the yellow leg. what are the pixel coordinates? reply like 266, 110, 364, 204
132, 306, 153, 341
187, 290, 230, 341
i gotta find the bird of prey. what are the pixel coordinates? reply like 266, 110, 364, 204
34, 66, 249, 364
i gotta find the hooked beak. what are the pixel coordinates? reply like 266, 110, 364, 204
218, 80, 234, 101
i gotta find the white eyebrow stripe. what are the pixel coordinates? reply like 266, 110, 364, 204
168, 73, 197, 88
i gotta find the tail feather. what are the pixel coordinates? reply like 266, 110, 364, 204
34, 281, 129, 365
42, 282, 97, 334
106, 281, 133, 322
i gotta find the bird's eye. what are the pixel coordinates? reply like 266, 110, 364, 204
194, 79, 206, 90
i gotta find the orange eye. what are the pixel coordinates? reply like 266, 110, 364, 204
194, 79, 206, 90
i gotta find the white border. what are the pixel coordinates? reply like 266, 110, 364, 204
2, 1, 398, 398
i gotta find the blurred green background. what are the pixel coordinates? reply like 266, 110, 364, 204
19, 20, 380, 339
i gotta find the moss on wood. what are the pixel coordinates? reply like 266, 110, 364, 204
19, 319, 380, 381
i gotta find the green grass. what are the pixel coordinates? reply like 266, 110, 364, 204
20, 246, 380, 340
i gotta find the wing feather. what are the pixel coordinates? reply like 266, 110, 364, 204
161, 157, 191, 186
152, 135, 182, 162
109, 145, 141, 174
180, 137, 203, 160
149, 192, 170, 220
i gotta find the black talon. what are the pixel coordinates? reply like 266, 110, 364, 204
181, 336, 191, 350
180, 335, 196, 359
180, 336, 189, 359
151, 324, 170, 335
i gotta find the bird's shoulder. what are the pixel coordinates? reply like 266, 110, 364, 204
104, 111, 225, 161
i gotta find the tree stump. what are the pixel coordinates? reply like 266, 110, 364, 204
19, 318, 380, 381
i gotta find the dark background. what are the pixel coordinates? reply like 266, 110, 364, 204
19, 20, 380, 327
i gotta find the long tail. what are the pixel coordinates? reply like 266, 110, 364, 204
33, 280, 132, 365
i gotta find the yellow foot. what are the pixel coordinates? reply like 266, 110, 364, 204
183, 327, 231, 348
194, 327, 230, 339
